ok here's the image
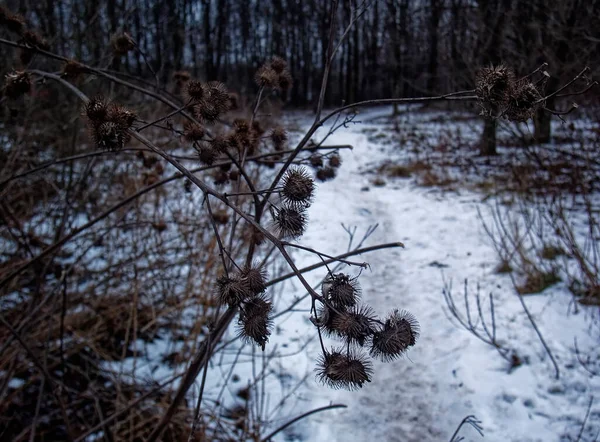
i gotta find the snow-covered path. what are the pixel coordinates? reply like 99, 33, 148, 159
273, 111, 600, 442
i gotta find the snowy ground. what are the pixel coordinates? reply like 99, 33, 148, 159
256, 107, 600, 442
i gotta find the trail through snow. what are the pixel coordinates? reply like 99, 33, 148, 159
269, 109, 600, 442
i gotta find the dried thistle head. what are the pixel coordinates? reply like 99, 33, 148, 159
194, 81, 229, 123
238, 296, 273, 350
270, 127, 288, 150
328, 154, 342, 168
215, 274, 251, 307
183, 122, 205, 142
331, 304, 377, 346
281, 167, 315, 207
3, 71, 31, 99
84, 96, 109, 123
212, 210, 229, 225
229, 169, 239, 181
504, 80, 543, 122
255, 64, 279, 88
92, 121, 127, 151
111, 32, 135, 56
370, 309, 419, 362
476, 64, 515, 109
61, 60, 88, 79
185, 80, 204, 102
197, 143, 220, 166
22, 30, 49, 50
273, 204, 308, 239
233, 118, 250, 134
240, 264, 268, 296
0, 8, 25, 35
108, 104, 136, 129
316, 167, 336, 182
322, 273, 361, 308
277, 70, 293, 91
211, 136, 230, 154
316, 348, 372, 390
270, 56, 288, 74
213, 169, 230, 186
309, 155, 324, 168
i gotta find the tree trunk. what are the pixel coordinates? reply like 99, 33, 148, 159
480, 118, 497, 156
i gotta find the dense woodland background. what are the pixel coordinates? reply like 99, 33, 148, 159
2, 0, 599, 106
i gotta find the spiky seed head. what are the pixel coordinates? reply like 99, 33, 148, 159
331, 304, 377, 346
316, 167, 336, 182
309, 155, 324, 168
316, 348, 372, 390
282, 167, 315, 207
93, 121, 126, 151
85, 96, 109, 122
186, 80, 204, 101
212, 210, 229, 225
209, 136, 228, 154
255, 64, 278, 88
240, 264, 268, 296
111, 32, 135, 56
108, 104, 136, 129
277, 70, 293, 91
213, 170, 229, 186
216, 274, 251, 306
329, 154, 342, 168
197, 144, 219, 166
270, 127, 288, 150
322, 273, 361, 308
238, 296, 273, 350
314, 304, 346, 337
228, 92, 239, 110
505, 80, 543, 122
229, 169, 239, 181
22, 30, 49, 50
183, 122, 205, 142
1, 9, 25, 35
193, 82, 230, 123
251, 120, 265, 136
62, 60, 88, 79
3, 71, 30, 99
233, 119, 250, 133
475, 64, 515, 108
370, 309, 419, 362
273, 205, 307, 239
270, 56, 288, 74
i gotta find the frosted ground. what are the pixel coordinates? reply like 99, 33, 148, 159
260, 107, 600, 442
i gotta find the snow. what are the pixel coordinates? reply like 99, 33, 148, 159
262, 107, 600, 442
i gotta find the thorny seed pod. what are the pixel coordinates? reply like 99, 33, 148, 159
329, 154, 342, 168
370, 309, 419, 362
316, 348, 372, 390
314, 304, 346, 337
255, 64, 279, 88
238, 296, 273, 350
270, 127, 288, 150
273, 204, 308, 239
111, 32, 135, 56
475, 64, 515, 109
3, 71, 30, 99
240, 264, 268, 296
281, 167, 315, 207
186, 80, 204, 101
251, 121, 265, 137
229, 169, 239, 181
331, 304, 377, 346
216, 274, 251, 307
277, 70, 293, 91
183, 122, 205, 142
84, 96, 109, 123
322, 273, 361, 308
22, 30, 49, 50
201, 81, 229, 116
93, 121, 126, 151
0, 8, 25, 35
197, 144, 219, 166
213, 169, 230, 186
62, 60, 88, 79
233, 119, 250, 133
211, 136, 230, 154
316, 167, 336, 182
270, 56, 288, 74
504, 80, 543, 122
212, 210, 229, 225
309, 155, 324, 168
108, 104, 136, 129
